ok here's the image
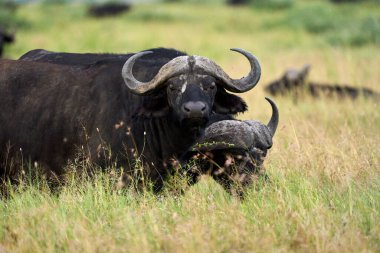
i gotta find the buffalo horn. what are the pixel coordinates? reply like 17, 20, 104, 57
195, 98, 279, 151
265, 97, 279, 137
122, 49, 261, 94
193, 48, 261, 93
122, 51, 191, 94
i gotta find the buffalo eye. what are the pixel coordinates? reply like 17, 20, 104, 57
168, 84, 178, 93
203, 82, 216, 91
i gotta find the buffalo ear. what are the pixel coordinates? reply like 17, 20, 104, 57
213, 88, 248, 114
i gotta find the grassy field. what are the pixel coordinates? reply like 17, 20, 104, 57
1, 1, 380, 252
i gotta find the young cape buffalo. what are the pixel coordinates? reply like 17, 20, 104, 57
185, 97, 279, 195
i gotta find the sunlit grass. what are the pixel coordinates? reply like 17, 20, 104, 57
1, 1, 380, 252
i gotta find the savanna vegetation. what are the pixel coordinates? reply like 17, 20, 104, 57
0, 0, 379, 252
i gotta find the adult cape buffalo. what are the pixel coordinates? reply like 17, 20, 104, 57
1, 48, 261, 190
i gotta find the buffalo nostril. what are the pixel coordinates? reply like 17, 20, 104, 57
182, 102, 207, 116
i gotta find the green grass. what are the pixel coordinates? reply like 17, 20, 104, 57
279, 2, 380, 47
1, 1, 380, 252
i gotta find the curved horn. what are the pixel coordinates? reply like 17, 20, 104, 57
265, 97, 279, 137
122, 51, 191, 94
122, 51, 153, 94
193, 48, 261, 93
122, 49, 261, 95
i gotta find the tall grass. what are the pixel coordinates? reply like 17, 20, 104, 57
1, 1, 380, 252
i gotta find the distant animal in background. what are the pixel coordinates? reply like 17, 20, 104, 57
265, 64, 380, 100
226, 0, 248, 6
88, 3, 131, 17
0, 28, 14, 58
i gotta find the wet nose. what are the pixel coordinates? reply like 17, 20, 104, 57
182, 101, 207, 118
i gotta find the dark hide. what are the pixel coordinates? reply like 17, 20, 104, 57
20, 49, 131, 65
88, 3, 131, 17
20, 48, 185, 81
308, 82, 380, 100
1, 48, 249, 191
20, 48, 183, 68
265, 65, 380, 100
0, 28, 14, 58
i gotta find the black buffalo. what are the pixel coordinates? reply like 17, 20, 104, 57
265, 64, 380, 100
88, 3, 131, 17
186, 97, 279, 195
1, 48, 261, 190
0, 28, 14, 58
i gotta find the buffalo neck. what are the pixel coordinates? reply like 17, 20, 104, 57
130, 115, 204, 166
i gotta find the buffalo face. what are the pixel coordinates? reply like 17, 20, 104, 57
166, 74, 216, 129
189, 97, 279, 196
122, 48, 262, 131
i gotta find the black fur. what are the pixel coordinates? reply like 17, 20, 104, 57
213, 88, 248, 114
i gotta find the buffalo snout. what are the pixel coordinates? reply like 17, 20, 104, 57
182, 101, 208, 119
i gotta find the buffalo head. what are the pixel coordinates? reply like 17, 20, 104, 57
122, 48, 261, 130
189, 97, 279, 194
194, 97, 279, 153
265, 64, 310, 96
